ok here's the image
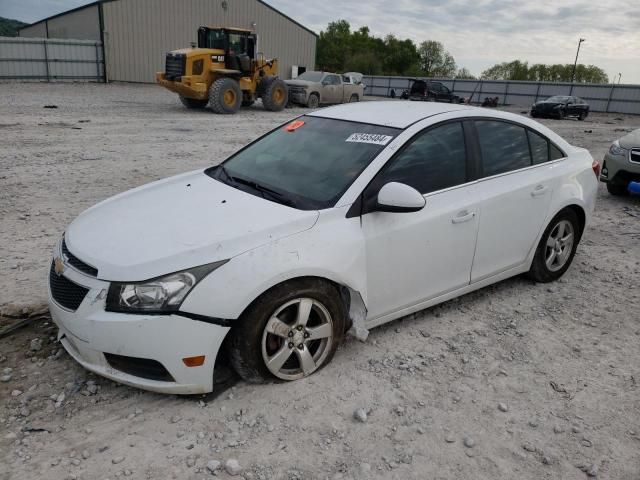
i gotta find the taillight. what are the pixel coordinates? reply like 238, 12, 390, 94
592, 159, 601, 178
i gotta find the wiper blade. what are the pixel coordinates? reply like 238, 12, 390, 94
232, 176, 297, 208
216, 165, 236, 186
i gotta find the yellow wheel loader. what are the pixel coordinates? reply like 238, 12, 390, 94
156, 27, 288, 114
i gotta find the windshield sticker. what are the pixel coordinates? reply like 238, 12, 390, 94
346, 133, 393, 146
284, 120, 306, 132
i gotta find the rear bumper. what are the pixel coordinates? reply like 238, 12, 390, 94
156, 72, 209, 100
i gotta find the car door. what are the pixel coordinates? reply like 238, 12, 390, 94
361, 121, 481, 321
322, 75, 341, 104
470, 120, 558, 282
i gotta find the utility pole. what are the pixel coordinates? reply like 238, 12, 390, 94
571, 38, 585, 83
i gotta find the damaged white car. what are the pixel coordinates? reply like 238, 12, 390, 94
49, 102, 598, 394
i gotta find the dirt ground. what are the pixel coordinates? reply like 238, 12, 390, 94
1, 83, 639, 480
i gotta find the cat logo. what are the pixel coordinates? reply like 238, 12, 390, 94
54, 257, 65, 276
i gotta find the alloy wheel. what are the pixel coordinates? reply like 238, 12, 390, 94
261, 298, 334, 380
545, 219, 574, 272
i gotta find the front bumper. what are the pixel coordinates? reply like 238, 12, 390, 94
48, 244, 229, 394
288, 90, 308, 105
601, 150, 640, 185
156, 72, 209, 100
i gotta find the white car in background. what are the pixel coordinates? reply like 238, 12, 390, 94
48, 102, 599, 394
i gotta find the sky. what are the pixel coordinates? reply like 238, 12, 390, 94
2, 0, 639, 83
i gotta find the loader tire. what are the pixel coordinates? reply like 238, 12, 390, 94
179, 96, 208, 109
209, 78, 242, 114
261, 77, 288, 112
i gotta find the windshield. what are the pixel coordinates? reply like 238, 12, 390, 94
200, 29, 226, 49
297, 71, 324, 82
206, 116, 399, 210
546, 96, 570, 102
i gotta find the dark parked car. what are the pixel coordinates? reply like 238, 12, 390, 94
407, 79, 460, 103
531, 96, 589, 120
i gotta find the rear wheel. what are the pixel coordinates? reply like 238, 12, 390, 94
179, 96, 208, 109
261, 77, 288, 112
527, 209, 580, 283
228, 279, 345, 383
578, 111, 588, 121
607, 182, 628, 196
209, 77, 242, 114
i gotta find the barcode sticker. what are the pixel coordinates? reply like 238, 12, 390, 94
346, 133, 393, 146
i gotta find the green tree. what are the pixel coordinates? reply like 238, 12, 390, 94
455, 67, 475, 79
382, 35, 420, 75
418, 41, 456, 77
0, 17, 27, 37
482, 60, 608, 83
317, 20, 352, 72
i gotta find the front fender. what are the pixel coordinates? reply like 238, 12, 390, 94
180, 206, 367, 321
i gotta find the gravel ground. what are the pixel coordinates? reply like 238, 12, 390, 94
1, 83, 640, 480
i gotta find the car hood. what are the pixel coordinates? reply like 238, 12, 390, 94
285, 79, 316, 87
534, 101, 563, 106
618, 128, 640, 149
65, 170, 319, 281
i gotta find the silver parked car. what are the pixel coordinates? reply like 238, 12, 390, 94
601, 128, 640, 195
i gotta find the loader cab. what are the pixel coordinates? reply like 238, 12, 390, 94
197, 27, 256, 74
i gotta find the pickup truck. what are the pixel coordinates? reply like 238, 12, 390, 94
286, 71, 365, 108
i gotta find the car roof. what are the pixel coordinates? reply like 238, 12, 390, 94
308, 101, 474, 129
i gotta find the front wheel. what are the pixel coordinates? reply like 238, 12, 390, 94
209, 77, 242, 114
349, 94, 359, 103
261, 77, 288, 112
607, 182, 628, 196
228, 279, 345, 382
527, 209, 580, 283
306, 93, 320, 109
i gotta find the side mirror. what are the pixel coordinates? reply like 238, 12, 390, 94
375, 182, 426, 213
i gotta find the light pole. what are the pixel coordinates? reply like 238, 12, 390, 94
571, 38, 585, 83
618, 73, 622, 84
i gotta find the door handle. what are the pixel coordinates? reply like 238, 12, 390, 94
531, 185, 550, 197
452, 210, 476, 224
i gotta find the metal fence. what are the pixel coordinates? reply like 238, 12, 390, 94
363, 76, 640, 115
0, 36, 104, 82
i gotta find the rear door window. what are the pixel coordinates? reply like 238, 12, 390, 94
475, 120, 531, 176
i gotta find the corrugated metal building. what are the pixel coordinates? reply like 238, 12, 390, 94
19, 0, 317, 83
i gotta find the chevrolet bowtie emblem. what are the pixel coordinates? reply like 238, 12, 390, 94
54, 257, 65, 276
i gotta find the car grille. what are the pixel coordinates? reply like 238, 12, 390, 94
49, 261, 90, 311
288, 86, 305, 94
165, 53, 186, 80
631, 149, 640, 164
104, 353, 175, 382
62, 239, 98, 277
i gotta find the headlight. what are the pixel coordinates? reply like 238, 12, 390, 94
609, 140, 628, 157
106, 261, 228, 313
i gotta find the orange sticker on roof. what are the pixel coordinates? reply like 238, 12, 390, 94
285, 120, 305, 132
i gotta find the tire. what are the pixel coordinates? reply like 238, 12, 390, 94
527, 209, 581, 283
261, 77, 288, 112
558, 109, 566, 120
228, 278, 346, 383
531, 111, 538, 118
209, 77, 242, 114
607, 182, 628, 196
306, 93, 319, 109
349, 94, 359, 103
179, 96, 208, 109
578, 112, 586, 121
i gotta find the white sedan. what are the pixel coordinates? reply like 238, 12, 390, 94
48, 102, 599, 394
